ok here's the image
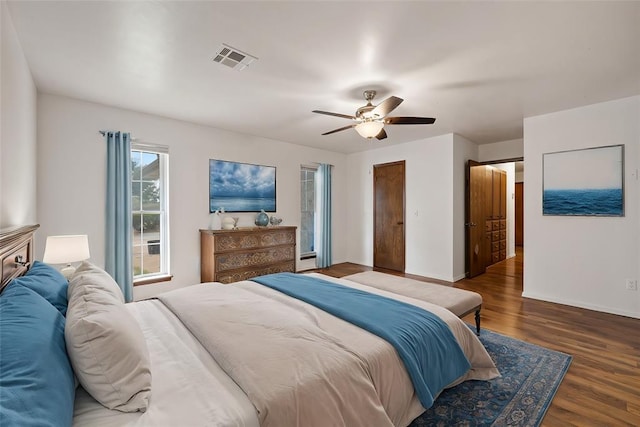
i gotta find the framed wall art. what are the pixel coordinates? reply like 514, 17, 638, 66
543, 144, 624, 216
209, 159, 276, 213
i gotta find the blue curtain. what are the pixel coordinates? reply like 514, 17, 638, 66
315, 163, 332, 268
104, 131, 133, 302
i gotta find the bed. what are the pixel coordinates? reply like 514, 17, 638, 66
0, 225, 499, 427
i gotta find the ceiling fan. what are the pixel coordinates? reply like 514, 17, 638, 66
312, 90, 436, 140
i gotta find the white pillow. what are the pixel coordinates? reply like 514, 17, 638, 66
66, 262, 151, 412
72, 261, 125, 303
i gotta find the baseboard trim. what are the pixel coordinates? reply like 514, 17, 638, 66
452, 273, 466, 282
522, 291, 640, 320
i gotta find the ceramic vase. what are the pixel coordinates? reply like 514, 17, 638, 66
255, 209, 269, 227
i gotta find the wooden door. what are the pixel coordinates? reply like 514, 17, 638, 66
466, 160, 486, 277
373, 161, 405, 272
484, 167, 493, 219
515, 182, 524, 246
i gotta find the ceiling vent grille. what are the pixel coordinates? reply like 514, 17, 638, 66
212, 44, 258, 71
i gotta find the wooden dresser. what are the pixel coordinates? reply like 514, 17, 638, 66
483, 167, 507, 265
200, 226, 297, 284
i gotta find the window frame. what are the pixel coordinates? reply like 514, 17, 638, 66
300, 165, 317, 260
131, 143, 171, 285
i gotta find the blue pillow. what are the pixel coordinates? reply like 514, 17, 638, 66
12, 261, 68, 315
0, 283, 75, 427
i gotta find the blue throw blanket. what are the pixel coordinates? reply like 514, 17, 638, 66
252, 273, 471, 409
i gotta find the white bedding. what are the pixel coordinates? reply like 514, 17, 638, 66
72, 293, 260, 427
73, 274, 498, 427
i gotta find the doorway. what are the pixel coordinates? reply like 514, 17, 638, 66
465, 158, 524, 278
373, 161, 405, 272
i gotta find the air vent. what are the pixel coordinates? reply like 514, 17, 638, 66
212, 44, 258, 71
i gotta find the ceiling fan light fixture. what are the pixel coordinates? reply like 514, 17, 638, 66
355, 121, 384, 138
313, 89, 435, 139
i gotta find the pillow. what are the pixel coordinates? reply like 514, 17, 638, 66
0, 282, 75, 426
65, 262, 151, 412
11, 260, 69, 315
70, 261, 125, 303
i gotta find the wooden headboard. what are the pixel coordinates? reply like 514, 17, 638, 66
0, 224, 39, 293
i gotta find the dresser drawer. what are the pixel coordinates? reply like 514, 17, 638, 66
500, 241, 507, 250
485, 221, 492, 232
492, 231, 500, 242
499, 250, 507, 260
216, 245, 295, 272
499, 230, 507, 240
216, 261, 295, 284
492, 220, 500, 231
214, 229, 295, 252
491, 242, 500, 252
492, 252, 500, 263
499, 220, 506, 230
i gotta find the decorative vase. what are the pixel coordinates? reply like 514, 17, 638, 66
221, 217, 235, 230
269, 216, 282, 226
255, 209, 269, 227
209, 210, 221, 230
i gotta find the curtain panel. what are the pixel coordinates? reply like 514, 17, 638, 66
104, 131, 133, 302
315, 163, 332, 268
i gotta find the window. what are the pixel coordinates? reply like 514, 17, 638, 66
300, 166, 316, 259
131, 144, 169, 283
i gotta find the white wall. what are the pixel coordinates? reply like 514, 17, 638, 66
36, 94, 348, 291
478, 138, 524, 162
523, 96, 640, 319
346, 133, 470, 282
0, 2, 37, 228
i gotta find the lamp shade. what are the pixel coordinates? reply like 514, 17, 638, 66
355, 121, 384, 138
43, 235, 90, 264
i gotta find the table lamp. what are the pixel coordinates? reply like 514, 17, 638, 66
43, 235, 90, 279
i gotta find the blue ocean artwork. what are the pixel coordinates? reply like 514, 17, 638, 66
543, 188, 623, 216
209, 159, 276, 212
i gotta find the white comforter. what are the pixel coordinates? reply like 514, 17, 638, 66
73, 274, 498, 427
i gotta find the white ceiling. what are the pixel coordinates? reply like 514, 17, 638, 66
6, 1, 640, 154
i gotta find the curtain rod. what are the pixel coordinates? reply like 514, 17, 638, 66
310, 162, 334, 167
98, 130, 138, 141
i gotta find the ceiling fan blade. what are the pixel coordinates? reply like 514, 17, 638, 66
321, 124, 356, 135
375, 128, 388, 140
371, 96, 403, 117
385, 116, 436, 125
312, 110, 356, 120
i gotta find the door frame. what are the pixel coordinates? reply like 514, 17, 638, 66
373, 160, 406, 272
465, 156, 523, 277
515, 182, 524, 246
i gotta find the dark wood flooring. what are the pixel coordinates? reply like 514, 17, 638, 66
314, 247, 640, 426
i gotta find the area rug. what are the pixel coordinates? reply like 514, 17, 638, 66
410, 328, 572, 427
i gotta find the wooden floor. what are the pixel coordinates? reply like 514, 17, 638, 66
315, 248, 640, 426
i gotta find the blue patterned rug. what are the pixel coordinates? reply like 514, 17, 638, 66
410, 327, 572, 427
